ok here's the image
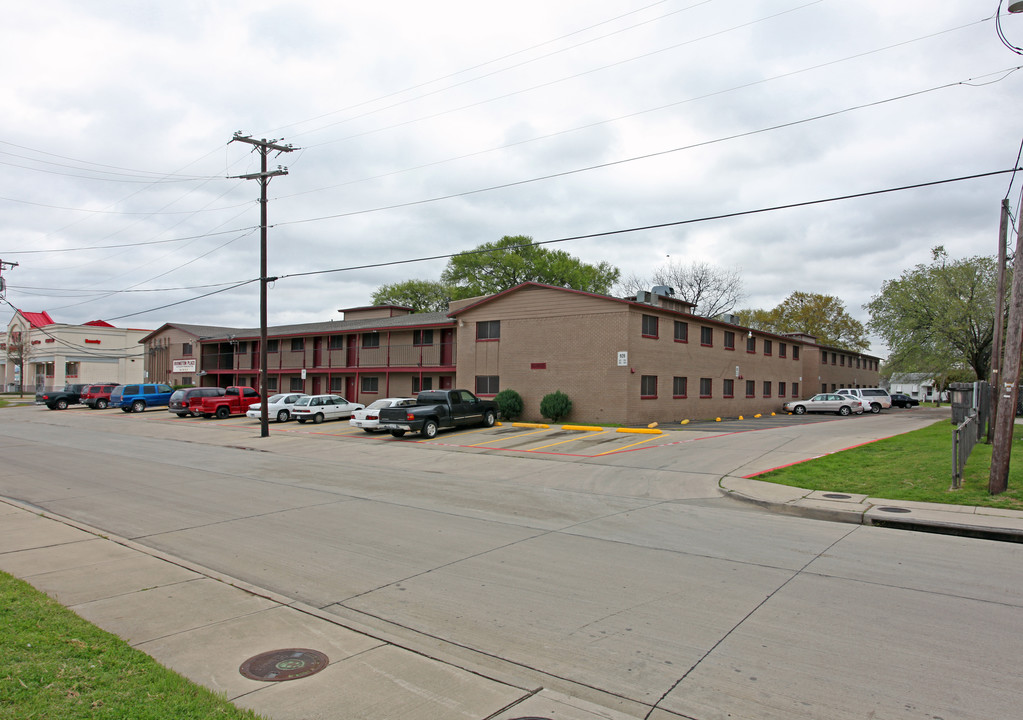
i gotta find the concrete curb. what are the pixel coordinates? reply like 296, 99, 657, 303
719, 476, 1023, 543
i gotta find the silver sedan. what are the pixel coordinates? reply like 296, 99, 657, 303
783, 393, 864, 416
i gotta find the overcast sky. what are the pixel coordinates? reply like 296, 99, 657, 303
1, 1, 1020, 356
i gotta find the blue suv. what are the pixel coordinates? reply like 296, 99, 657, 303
110, 383, 174, 413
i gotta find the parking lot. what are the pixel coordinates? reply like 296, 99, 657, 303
47, 401, 919, 459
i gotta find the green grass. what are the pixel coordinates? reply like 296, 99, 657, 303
0, 572, 267, 720
756, 420, 1023, 511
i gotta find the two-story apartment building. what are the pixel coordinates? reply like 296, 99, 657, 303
140, 283, 879, 424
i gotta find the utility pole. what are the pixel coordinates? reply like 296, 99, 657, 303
989, 199, 1010, 444
989, 203, 1023, 493
0, 260, 18, 393
228, 133, 295, 439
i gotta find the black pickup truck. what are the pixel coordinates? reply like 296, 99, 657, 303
378, 389, 499, 438
35, 383, 90, 410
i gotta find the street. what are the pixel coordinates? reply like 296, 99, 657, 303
2, 406, 1021, 720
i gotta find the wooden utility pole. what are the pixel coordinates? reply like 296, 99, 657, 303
228, 133, 295, 439
989, 202, 1023, 493
989, 199, 1010, 443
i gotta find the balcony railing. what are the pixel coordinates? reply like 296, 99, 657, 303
198, 342, 455, 371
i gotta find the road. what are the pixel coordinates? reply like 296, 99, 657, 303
2, 406, 1022, 719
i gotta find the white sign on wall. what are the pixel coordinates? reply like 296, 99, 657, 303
617, 351, 628, 366
172, 359, 197, 373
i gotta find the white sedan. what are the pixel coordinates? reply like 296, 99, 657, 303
350, 397, 417, 433
292, 394, 365, 424
246, 393, 308, 423
783, 393, 864, 416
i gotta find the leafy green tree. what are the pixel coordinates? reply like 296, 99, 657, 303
370, 279, 452, 313
539, 390, 572, 422
494, 388, 524, 420
440, 236, 620, 298
866, 247, 997, 380
734, 292, 870, 351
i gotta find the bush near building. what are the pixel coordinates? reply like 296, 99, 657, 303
495, 389, 524, 420
540, 391, 572, 422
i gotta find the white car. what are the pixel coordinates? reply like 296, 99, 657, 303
245, 393, 308, 423
783, 393, 864, 416
292, 394, 365, 424
350, 397, 417, 433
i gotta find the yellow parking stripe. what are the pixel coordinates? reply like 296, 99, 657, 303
468, 428, 550, 446
529, 431, 609, 451
594, 434, 661, 455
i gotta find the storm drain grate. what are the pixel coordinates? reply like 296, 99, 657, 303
823, 493, 852, 499
239, 648, 329, 682
878, 506, 912, 514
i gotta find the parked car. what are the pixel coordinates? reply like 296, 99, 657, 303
245, 393, 308, 423
110, 383, 175, 413
168, 387, 226, 417
377, 389, 499, 438
80, 383, 121, 409
349, 397, 417, 433
197, 386, 260, 419
783, 393, 863, 416
836, 387, 892, 413
36, 383, 90, 410
889, 392, 920, 408
291, 394, 364, 424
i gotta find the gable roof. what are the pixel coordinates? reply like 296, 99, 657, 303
16, 310, 55, 328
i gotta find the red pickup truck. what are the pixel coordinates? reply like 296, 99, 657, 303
198, 386, 260, 419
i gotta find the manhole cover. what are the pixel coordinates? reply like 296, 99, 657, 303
239, 649, 329, 682
878, 506, 912, 514
823, 493, 852, 499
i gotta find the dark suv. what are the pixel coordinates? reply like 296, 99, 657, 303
168, 387, 225, 417
80, 383, 121, 409
36, 383, 90, 410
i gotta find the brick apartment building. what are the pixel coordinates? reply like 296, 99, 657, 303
139, 283, 880, 424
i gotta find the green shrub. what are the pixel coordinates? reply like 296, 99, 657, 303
495, 388, 524, 420
540, 390, 572, 422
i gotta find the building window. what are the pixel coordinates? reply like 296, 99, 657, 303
330, 376, 344, 393
699, 377, 712, 398
700, 327, 713, 347
673, 376, 687, 398
268, 339, 279, 353
290, 377, 304, 392
414, 329, 434, 346
831, 353, 837, 365
361, 376, 379, 393
821, 349, 828, 362
792, 346, 800, 360
840, 355, 846, 366
779, 343, 787, 358
412, 376, 434, 393
763, 381, 772, 398
43, 362, 54, 378
475, 375, 499, 395
763, 339, 772, 356
746, 336, 756, 353
476, 321, 500, 341
640, 375, 657, 398
778, 381, 786, 397
724, 331, 735, 350
641, 315, 659, 338
291, 338, 305, 352
674, 321, 688, 343
65, 362, 79, 378
746, 380, 755, 398
181, 376, 192, 386
328, 335, 344, 349
792, 382, 798, 397
723, 379, 734, 398
362, 332, 380, 348
268, 376, 279, 391
182, 342, 193, 356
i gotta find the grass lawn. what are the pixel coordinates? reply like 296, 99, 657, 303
0, 572, 267, 720
755, 419, 1023, 511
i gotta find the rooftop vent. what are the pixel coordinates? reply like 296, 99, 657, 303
651, 285, 675, 296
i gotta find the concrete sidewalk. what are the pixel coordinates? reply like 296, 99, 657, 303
0, 497, 581, 720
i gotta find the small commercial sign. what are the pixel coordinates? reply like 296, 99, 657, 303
172, 359, 197, 373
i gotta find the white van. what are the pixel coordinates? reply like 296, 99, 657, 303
836, 388, 892, 413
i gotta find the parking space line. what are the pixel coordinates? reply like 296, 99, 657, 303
594, 434, 662, 455
528, 430, 610, 451
466, 428, 551, 447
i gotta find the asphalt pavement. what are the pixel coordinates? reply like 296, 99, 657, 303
2, 404, 1022, 720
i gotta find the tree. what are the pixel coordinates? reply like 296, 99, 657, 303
440, 236, 620, 298
735, 292, 870, 351
866, 248, 997, 380
4, 329, 30, 396
618, 260, 745, 317
370, 279, 452, 313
